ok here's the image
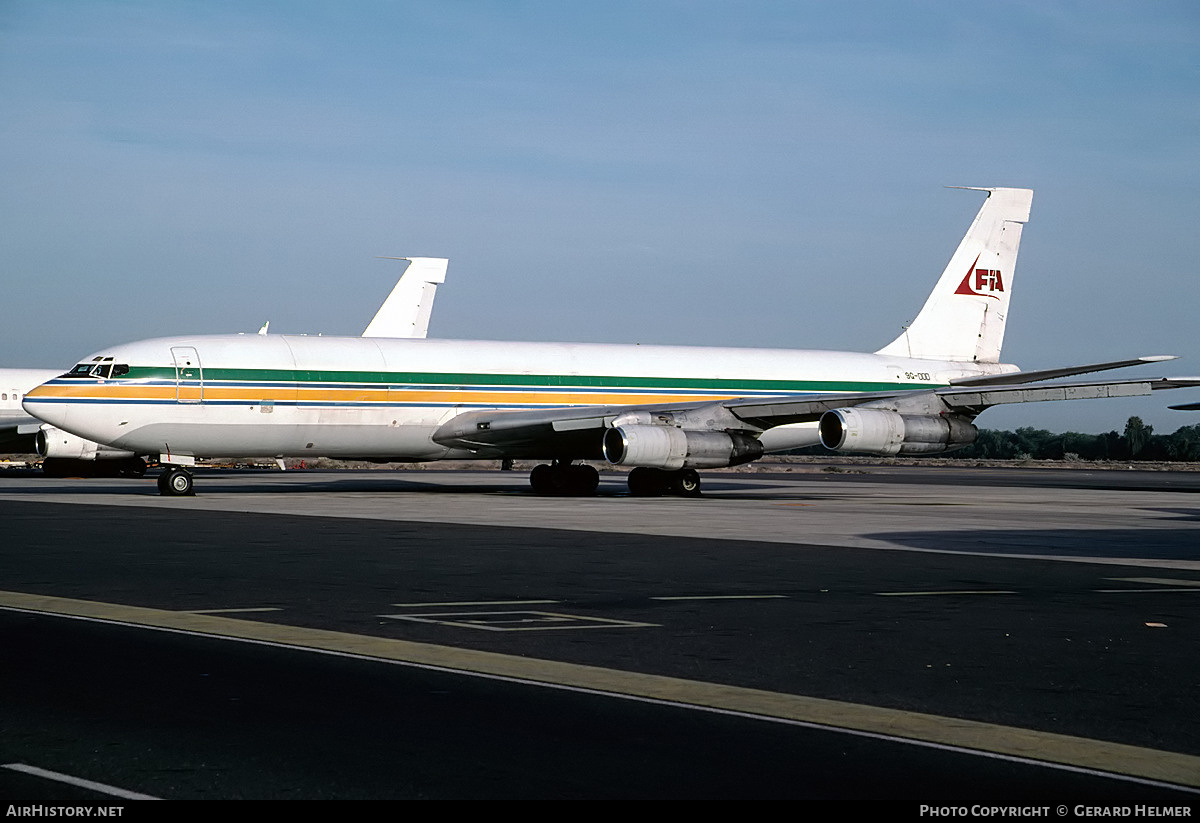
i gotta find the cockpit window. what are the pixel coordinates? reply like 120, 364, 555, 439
60, 363, 95, 378
59, 361, 128, 379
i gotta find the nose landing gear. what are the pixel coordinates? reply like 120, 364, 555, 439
157, 467, 194, 496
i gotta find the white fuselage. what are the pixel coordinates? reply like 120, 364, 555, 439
23, 334, 1015, 462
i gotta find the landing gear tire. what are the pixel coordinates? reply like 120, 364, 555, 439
530, 463, 554, 494
628, 467, 702, 497
119, 457, 148, 478
157, 467, 194, 496
670, 468, 702, 497
571, 464, 600, 495
627, 467, 665, 497
529, 462, 599, 496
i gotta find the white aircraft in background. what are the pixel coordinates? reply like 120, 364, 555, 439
24, 188, 1200, 497
0, 368, 69, 460
5, 257, 447, 476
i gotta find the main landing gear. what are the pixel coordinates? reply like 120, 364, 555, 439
156, 467, 194, 496
529, 461, 600, 496
627, 467, 702, 497
527, 463, 703, 497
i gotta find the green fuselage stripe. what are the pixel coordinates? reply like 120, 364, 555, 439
122, 366, 927, 393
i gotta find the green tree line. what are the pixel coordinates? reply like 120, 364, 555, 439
953, 417, 1200, 461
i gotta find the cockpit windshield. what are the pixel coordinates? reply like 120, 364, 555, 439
59, 360, 129, 379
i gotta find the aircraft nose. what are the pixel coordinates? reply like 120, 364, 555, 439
22, 386, 69, 428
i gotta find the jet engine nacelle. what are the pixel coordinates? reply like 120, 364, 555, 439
36, 427, 134, 460
602, 424, 764, 470
818, 408, 977, 456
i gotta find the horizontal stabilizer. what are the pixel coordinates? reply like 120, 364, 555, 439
949, 356, 1179, 387
1169, 402, 1200, 411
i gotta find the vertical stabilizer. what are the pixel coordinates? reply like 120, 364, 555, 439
362, 257, 449, 339
876, 187, 1032, 363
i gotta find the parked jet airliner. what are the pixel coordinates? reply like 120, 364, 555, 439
23, 188, 1200, 496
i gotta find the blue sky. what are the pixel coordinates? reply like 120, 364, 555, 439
2, 1, 1198, 433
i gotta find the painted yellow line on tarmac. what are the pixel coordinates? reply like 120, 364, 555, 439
2, 589, 1198, 790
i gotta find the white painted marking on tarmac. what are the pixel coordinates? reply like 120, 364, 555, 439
382, 610, 656, 631
1106, 577, 1200, 588
875, 590, 1017, 597
187, 607, 283, 614
392, 600, 558, 607
3, 763, 159, 800
1093, 588, 1200, 594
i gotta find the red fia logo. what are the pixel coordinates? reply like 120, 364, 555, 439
954, 254, 1004, 299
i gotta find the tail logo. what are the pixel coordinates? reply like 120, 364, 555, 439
954, 254, 1004, 299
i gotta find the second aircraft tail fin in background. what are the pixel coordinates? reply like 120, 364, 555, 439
362, 257, 449, 339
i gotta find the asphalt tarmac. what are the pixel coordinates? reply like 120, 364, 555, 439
0, 465, 1197, 805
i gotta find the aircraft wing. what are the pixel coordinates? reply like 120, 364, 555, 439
432, 370, 1200, 456
0, 412, 35, 428
948, 356, 1178, 387
719, 376, 1200, 428
0, 411, 45, 434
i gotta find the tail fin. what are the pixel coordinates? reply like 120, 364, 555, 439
876, 187, 1032, 363
362, 257, 449, 339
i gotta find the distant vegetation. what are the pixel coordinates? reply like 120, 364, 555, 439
953, 418, 1200, 462
791, 417, 1200, 462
